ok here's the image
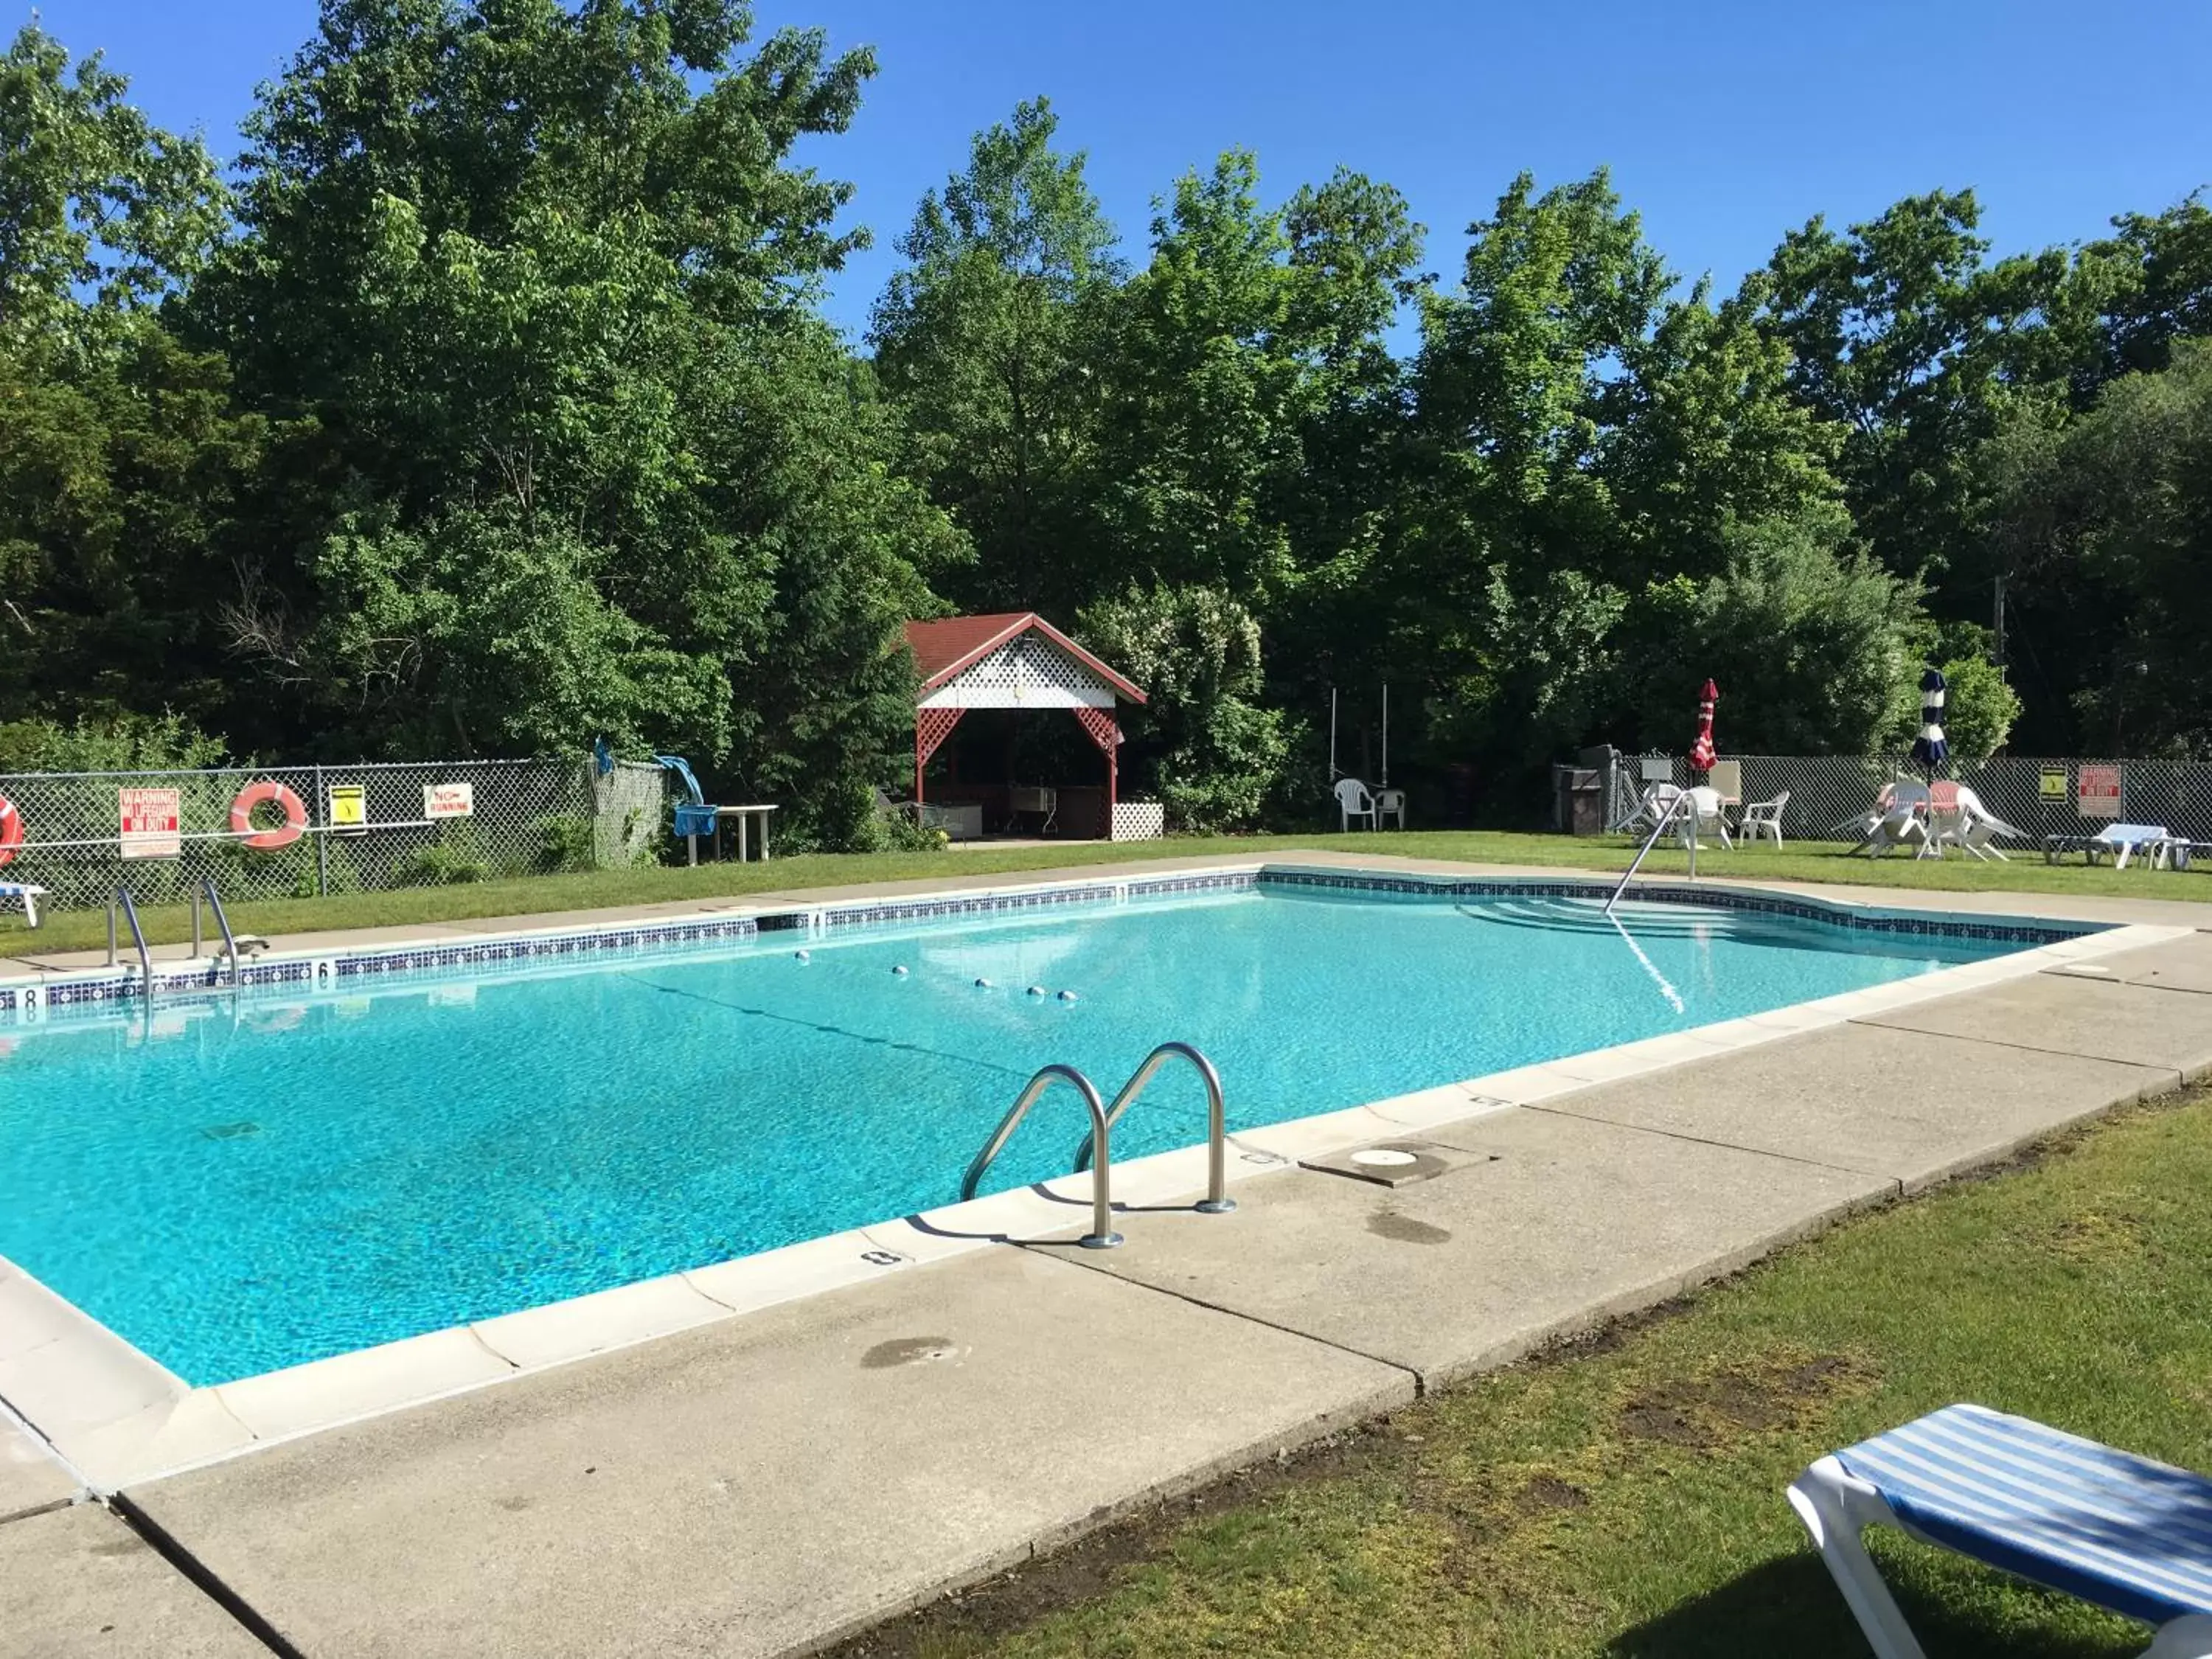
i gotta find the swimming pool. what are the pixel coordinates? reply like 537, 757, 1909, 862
0, 872, 2070, 1385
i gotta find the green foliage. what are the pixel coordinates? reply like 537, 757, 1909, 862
870, 98, 1118, 613
532, 815, 598, 874
0, 709, 228, 773
397, 824, 492, 886
1620, 507, 1927, 757
1077, 587, 1289, 831
0, 24, 227, 360
1923, 625, 2023, 765
1987, 338, 2212, 755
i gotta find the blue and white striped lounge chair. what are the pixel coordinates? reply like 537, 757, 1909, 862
0, 882, 44, 928
1790, 1403, 2212, 1658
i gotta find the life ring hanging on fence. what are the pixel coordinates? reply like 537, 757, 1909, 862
0, 795, 21, 867
230, 781, 309, 851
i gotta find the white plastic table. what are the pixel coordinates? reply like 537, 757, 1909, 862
720, 804, 777, 863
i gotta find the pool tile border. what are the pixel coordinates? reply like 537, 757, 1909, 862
0, 863, 2091, 1029
0, 862, 2192, 1492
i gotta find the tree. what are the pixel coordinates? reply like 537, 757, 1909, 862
0, 24, 226, 361
0, 27, 254, 735
1986, 340, 2212, 755
869, 98, 1120, 613
1755, 190, 2072, 599
1618, 507, 1928, 757
1076, 586, 1290, 830
189, 0, 961, 837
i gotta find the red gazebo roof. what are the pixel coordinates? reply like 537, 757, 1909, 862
902, 613, 1147, 703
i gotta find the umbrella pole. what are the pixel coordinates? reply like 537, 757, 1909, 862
1380, 684, 1388, 788
1329, 687, 1338, 781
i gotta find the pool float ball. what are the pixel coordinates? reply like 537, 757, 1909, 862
1057, 990, 1079, 1003
973, 976, 992, 989
892, 964, 910, 976
1026, 985, 1046, 998
794, 949, 811, 962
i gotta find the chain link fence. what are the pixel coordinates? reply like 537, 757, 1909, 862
1596, 752, 2212, 845
0, 757, 669, 913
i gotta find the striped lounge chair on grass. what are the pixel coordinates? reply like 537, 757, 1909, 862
1790, 1403, 2212, 1658
0, 881, 44, 928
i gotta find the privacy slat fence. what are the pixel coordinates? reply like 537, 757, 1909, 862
0, 758, 667, 913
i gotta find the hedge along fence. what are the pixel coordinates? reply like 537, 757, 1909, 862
0, 757, 669, 913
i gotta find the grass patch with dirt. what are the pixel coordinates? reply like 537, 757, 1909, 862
835, 1088, 2212, 1658
4, 830, 2203, 957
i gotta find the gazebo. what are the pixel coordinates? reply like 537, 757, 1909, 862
903, 613, 1152, 840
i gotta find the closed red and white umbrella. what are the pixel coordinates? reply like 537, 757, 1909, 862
1688, 678, 1718, 777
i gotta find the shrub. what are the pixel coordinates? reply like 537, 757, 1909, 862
533, 813, 597, 874
397, 824, 491, 886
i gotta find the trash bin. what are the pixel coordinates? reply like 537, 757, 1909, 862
1551, 767, 1605, 836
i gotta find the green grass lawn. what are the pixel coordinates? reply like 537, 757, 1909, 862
4, 830, 2204, 956
839, 1087, 2212, 1658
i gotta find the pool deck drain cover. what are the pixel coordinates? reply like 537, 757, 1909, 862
1298, 1138, 1490, 1189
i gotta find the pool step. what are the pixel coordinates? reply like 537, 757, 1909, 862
1461, 898, 1775, 942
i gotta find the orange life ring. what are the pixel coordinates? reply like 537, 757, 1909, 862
0, 794, 21, 867
230, 780, 308, 851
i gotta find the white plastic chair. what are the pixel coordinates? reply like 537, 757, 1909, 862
1627, 782, 1683, 836
1333, 777, 1377, 832
1374, 787, 1407, 829
1846, 780, 1931, 857
1738, 790, 1790, 846
1675, 785, 1732, 850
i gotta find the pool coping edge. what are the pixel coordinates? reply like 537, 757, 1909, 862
0, 866, 2191, 1490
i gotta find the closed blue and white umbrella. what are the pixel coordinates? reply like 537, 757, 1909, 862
1910, 667, 1948, 777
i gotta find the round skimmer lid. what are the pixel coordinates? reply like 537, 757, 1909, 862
1349, 1147, 1421, 1168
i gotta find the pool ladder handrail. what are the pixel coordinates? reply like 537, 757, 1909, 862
107, 886, 154, 990
1605, 791, 1697, 916
1072, 1041, 1236, 1216
191, 878, 244, 987
961, 1063, 1122, 1248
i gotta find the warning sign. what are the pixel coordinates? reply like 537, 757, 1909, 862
118, 787, 182, 859
423, 782, 475, 820
2038, 766, 2068, 802
329, 784, 368, 833
2077, 764, 2122, 821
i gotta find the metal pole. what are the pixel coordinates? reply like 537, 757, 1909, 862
1329, 688, 1338, 780
106, 900, 118, 967
192, 891, 203, 959
1380, 684, 1389, 788
314, 764, 329, 897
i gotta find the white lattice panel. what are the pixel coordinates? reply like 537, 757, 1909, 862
920, 633, 1115, 709
1111, 801, 1166, 841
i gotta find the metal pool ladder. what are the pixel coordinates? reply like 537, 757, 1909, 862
106, 886, 153, 987
192, 877, 244, 987
963, 1064, 1122, 1248
1073, 1041, 1236, 1216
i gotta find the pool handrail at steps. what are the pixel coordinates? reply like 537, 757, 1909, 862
1073, 1041, 1237, 1216
197, 877, 243, 987
1606, 792, 1699, 915
961, 1063, 1123, 1249
106, 886, 153, 987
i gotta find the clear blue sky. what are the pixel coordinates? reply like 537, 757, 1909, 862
30, 0, 2212, 347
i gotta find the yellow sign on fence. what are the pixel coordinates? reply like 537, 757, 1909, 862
2039, 767, 2068, 802
329, 784, 368, 833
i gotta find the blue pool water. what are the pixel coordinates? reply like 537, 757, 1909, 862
0, 886, 2027, 1383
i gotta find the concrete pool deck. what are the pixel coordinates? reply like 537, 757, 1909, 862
2, 856, 2208, 1656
